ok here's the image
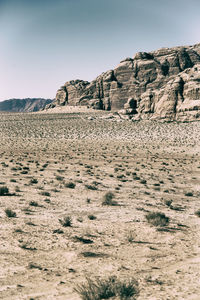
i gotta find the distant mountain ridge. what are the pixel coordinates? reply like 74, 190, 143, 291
46, 43, 200, 121
0, 98, 53, 112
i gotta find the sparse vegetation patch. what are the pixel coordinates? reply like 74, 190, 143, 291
0, 186, 9, 196
146, 212, 169, 227
102, 192, 118, 206
59, 216, 72, 227
5, 208, 16, 218
75, 276, 139, 300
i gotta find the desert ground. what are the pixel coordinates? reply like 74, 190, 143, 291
0, 108, 200, 300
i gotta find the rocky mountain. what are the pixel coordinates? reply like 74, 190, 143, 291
0, 98, 53, 112
47, 43, 200, 121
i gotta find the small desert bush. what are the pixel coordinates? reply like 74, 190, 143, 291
146, 212, 169, 227
52, 188, 60, 193
140, 179, 147, 184
56, 175, 64, 181
10, 179, 17, 182
133, 176, 140, 181
14, 228, 23, 233
28, 263, 42, 270
30, 178, 38, 184
85, 184, 98, 190
29, 201, 39, 207
53, 228, 64, 234
11, 167, 17, 171
75, 276, 139, 300
21, 170, 28, 174
195, 209, 200, 217
57, 169, 65, 173
65, 182, 76, 189
15, 186, 20, 192
44, 198, 51, 203
88, 215, 97, 220
0, 186, 9, 196
42, 163, 48, 168
127, 231, 135, 243
23, 166, 29, 170
102, 192, 118, 206
19, 243, 36, 251
40, 191, 51, 197
59, 216, 72, 227
185, 192, 193, 197
74, 236, 93, 244
5, 208, 16, 218
164, 200, 173, 207
117, 174, 125, 179
81, 252, 107, 258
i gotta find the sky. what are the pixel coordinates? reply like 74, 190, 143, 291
0, 0, 200, 101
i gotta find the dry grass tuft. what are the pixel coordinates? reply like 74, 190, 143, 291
75, 276, 139, 300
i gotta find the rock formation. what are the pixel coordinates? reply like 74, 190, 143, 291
47, 43, 200, 120
0, 98, 53, 112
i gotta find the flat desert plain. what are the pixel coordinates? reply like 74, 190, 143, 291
0, 109, 200, 300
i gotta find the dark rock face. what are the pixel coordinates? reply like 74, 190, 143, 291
0, 98, 53, 112
49, 43, 200, 120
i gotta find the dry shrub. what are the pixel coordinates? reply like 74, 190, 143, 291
75, 276, 139, 300
146, 212, 169, 227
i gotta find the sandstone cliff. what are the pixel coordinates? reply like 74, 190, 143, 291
0, 98, 53, 112
47, 43, 200, 120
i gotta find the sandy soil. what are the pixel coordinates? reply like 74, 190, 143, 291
0, 110, 200, 300
39, 106, 96, 114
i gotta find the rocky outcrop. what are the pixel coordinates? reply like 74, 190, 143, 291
47, 43, 200, 120
0, 98, 53, 112
136, 64, 200, 121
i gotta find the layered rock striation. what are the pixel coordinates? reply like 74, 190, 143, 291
47, 43, 200, 120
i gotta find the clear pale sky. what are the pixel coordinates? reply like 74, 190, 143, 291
0, 0, 199, 101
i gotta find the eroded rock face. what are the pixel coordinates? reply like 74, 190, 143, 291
48, 43, 200, 120
136, 64, 200, 121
